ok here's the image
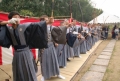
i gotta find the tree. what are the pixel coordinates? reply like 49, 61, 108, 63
0, 0, 103, 22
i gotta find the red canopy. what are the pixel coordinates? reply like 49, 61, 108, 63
0, 13, 8, 21
52, 19, 63, 26
52, 18, 81, 26
20, 18, 40, 24
0, 12, 81, 26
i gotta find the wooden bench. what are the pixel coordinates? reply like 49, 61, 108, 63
0, 64, 12, 81
0, 64, 41, 81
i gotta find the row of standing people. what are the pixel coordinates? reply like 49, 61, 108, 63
102, 24, 120, 40
0, 12, 102, 81
38, 17, 102, 81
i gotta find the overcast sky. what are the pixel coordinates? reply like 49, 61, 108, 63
90, 0, 120, 17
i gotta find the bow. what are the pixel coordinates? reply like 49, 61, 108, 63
78, 2, 83, 22
51, 0, 54, 17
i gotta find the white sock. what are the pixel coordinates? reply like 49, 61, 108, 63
79, 56, 82, 58
63, 67, 66, 68
57, 75, 65, 79
41, 76, 45, 81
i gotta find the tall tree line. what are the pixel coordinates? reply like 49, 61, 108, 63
0, 0, 103, 22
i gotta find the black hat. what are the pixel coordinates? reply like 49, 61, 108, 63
8, 11, 20, 19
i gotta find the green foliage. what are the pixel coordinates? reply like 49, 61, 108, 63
20, 10, 34, 16
0, 0, 103, 22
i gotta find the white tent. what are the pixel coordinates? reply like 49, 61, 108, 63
89, 12, 120, 23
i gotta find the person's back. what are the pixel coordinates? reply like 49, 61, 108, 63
114, 27, 119, 40
114, 28, 119, 34
112, 25, 117, 39
119, 27, 120, 33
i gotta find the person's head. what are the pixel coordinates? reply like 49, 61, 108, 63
64, 19, 69, 25
81, 22, 85, 26
40, 15, 54, 25
114, 24, 117, 28
40, 15, 49, 22
48, 17, 54, 24
91, 24, 95, 28
72, 19, 76, 25
113, 24, 117, 29
60, 21, 64, 26
88, 24, 91, 28
63, 19, 72, 27
8, 11, 20, 24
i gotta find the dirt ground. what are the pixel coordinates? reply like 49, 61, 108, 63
73, 39, 110, 81
102, 40, 120, 81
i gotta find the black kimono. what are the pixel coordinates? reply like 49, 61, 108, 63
0, 21, 48, 81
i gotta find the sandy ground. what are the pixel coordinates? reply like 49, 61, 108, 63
73, 39, 110, 81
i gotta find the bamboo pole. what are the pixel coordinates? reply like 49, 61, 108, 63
51, 0, 54, 17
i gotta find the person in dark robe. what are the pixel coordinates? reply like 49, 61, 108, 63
55, 21, 67, 68
65, 19, 75, 61
0, 11, 51, 81
102, 25, 109, 39
101, 25, 105, 40
112, 25, 117, 39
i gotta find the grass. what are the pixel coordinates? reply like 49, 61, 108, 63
106, 68, 113, 73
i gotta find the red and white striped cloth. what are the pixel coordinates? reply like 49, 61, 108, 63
0, 46, 38, 65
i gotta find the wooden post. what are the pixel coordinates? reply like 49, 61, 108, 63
70, 0, 72, 19
78, 2, 83, 22
51, 0, 54, 17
